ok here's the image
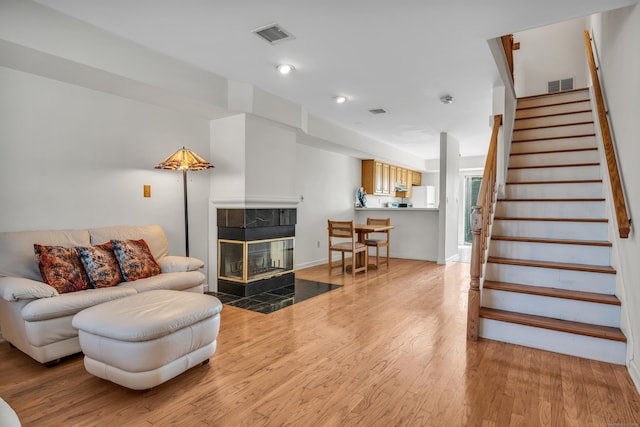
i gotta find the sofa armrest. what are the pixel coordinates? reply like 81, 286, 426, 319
0, 277, 59, 302
157, 256, 204, 273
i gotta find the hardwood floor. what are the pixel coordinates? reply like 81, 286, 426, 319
1, 259, 639, 426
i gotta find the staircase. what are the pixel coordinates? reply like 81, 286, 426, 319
478, 88, 627, 365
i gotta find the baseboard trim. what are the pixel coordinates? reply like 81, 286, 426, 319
629, 359, 640, 394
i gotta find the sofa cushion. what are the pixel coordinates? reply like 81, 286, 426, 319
118, 271, 205, 293
34, 245, 92, 294
0, 277, 58, 301
157, 256, 204, 273
112, 239, 161, 281
0, 229, 91, 281
21, 286, 137, 322
89, 225, 169, 261
77, 242, 123, 288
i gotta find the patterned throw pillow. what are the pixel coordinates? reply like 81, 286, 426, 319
111, 239, 161, 282
77, 242, 124, 288
34, 244, 92, 294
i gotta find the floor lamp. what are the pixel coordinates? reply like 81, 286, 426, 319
155, 147, 214, 257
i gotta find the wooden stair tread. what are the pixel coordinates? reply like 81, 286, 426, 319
498, 198, 605, 202
487, 256, 616, 274
483, 281, 620, 305
509, 162, 599, 170
505, 179, 602, 185
510, 147, 597, 156
512, 133, 596, 143
480, 308, 626, 342
514, 121, 594, 132
517, 88, 589, 101
491, 235, 612, 247
494, 217, 608, 223
514, 109, 592, 120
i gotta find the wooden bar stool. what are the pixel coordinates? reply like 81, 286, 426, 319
364, 217, 390, 267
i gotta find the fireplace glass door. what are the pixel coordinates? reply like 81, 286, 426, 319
218, 237, 294, 283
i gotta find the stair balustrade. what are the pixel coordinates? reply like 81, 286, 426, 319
467, 114, 502, 340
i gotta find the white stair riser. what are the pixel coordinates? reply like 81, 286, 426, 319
507, 165, 600, 182
509, 150, 598, 167
516, 100, 592, 118
517, 91, 590, 109
496, 201, 605, 219
510, 136, 597, 154
513, 123, 594, 141
479, 318, 626, 364
485, 263, 616, 293
489, 240, 611, 266
493, 220, 609, 241
505, 182, 602, 199
515, 111, 593, 130
482, 289, 620, 327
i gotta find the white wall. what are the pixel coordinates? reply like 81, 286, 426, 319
295, 144, 361, 269
513, 17, 589, 97
438, 132, 460, 263
590, 4, 640, 391
0, 66, 212, 276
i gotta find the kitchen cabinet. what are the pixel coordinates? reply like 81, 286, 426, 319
362, 159, 422, 197
382, 163, 390, 194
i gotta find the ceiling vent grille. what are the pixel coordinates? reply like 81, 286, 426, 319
548, 77, 574, 93
252, 24, 294, 44
369, 108, 387, 115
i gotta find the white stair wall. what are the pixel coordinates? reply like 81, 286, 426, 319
482, 290, 620, 327
492, 219, 609, 241
489, 240, 611, 266
510, 136, 597, 154
505, 182, 602, 198
484, 263, 616, 294
480, 318, 626, 365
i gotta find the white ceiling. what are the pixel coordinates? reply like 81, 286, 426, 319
33, 0, 636, 160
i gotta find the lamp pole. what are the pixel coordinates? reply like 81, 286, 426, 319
183, 168, 189, 257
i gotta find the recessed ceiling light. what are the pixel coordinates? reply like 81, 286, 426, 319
276, 64, 295, 75
440, 95, 454, 104
334, 95, 348, 104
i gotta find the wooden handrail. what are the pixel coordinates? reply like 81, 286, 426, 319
583, 30, 631, 238
468, 114, 502, 340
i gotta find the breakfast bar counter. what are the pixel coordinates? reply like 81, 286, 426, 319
354, 207, 439, 262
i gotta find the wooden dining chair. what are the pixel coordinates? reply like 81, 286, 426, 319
328, 220, 367, 277
364, 217, 391, 267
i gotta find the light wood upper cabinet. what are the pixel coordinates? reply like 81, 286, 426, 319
362, 159, 422, 197
382, 163, 390, 194
412, 171, 422, 186
389, 165, 397, 194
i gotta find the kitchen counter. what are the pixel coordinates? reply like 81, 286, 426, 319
354, 207, 440, 262
355, 207, 439, 211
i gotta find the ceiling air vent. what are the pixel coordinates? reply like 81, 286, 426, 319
252, 24, 295, 44
369, 108, 387, 115
548, 77, 574, 93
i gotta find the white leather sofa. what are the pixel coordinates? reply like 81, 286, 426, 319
0, 225, 206, 365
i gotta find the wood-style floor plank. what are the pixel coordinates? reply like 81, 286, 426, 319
1, 259, 639, 426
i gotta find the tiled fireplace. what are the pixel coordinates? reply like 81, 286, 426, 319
217, 208, 296, 296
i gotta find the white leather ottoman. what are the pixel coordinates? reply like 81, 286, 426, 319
72, 290, 222, 390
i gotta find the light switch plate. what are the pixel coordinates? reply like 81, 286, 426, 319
144, 185, 151, 198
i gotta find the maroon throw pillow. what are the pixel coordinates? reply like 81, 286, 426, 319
34, 244, 92, 294
111, 239, 161, 281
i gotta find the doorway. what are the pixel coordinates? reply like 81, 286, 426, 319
464, 176, 483, 244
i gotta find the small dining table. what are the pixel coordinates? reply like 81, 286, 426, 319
354, 223, 394, 269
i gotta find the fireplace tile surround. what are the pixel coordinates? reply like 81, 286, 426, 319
217, 208, 297, 297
